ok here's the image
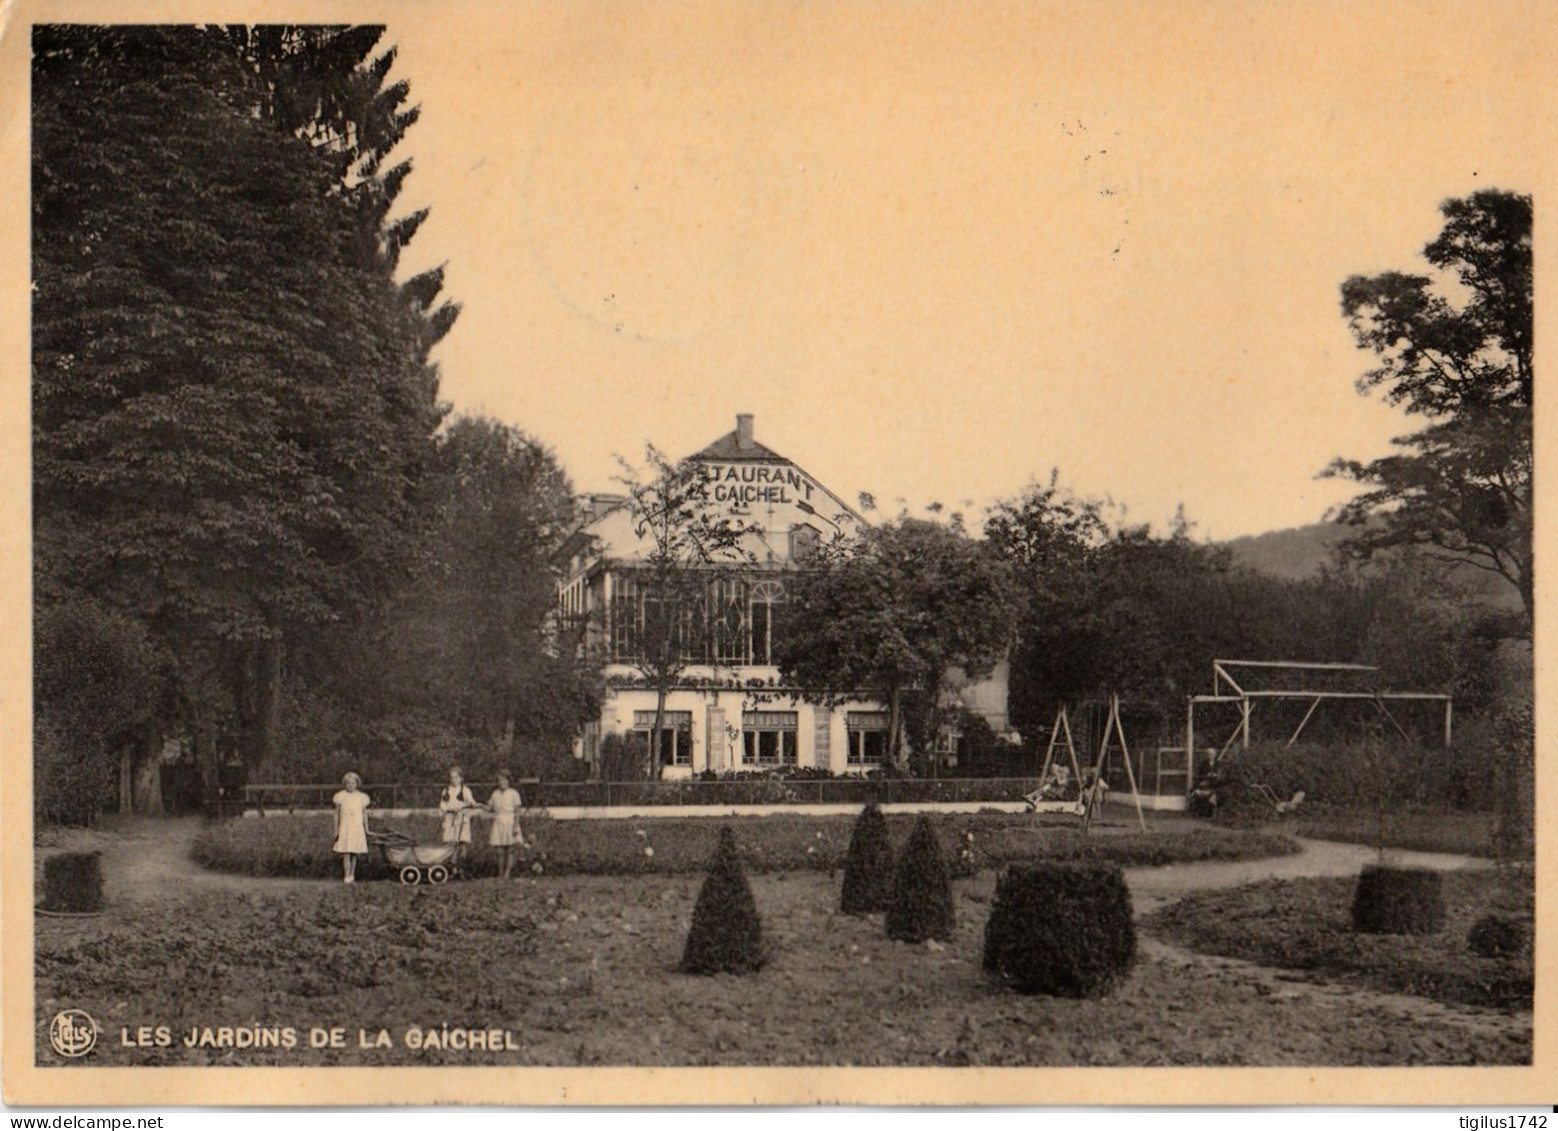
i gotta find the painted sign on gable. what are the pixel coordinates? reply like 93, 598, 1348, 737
699, 462, 818, 509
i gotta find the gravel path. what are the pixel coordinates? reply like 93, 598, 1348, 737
36, 816, 310, 905
1124, 836, 1496, 914
1122, 839, 1524, 1045
35, 816, 1527, 1062
43, 818, 1497, 916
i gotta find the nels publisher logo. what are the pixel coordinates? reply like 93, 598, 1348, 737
49, 1009, 98, 1058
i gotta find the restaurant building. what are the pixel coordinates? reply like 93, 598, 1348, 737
559, 415, 1009, 778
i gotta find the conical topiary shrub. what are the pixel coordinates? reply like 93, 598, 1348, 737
681, 825, 765, 975
885, 815, 955, 943
982, 862, 1136, 998
42, 852, 104, 913
1351, 865, 1446, 935
840, 803, 895, 914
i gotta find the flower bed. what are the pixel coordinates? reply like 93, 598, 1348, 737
1141, 871, 1533, 1011
191, 811, 1299, 880
37, 870, 1530, 1067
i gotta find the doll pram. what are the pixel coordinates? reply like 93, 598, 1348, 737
369, 828, 461, 885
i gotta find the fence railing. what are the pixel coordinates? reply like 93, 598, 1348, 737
218, 776, 1057, 817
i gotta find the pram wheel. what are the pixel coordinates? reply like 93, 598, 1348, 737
398, 866, 422, 885
427, 865, 451, 885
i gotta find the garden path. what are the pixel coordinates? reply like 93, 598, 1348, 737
37, 816, 313, 906
50, 818, 1497, 916
1123, 836, 1496, 914
1124, 839, 1525, 1046
40, 817, 1527, 1047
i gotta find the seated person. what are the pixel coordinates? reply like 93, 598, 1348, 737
1188, 759, 1223, 818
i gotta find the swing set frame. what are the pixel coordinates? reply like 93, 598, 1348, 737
1034, 694, 1147, 833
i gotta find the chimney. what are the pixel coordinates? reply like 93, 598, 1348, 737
736, 413, 755, 451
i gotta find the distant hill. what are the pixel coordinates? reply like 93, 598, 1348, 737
1220, 522, 1349, 580
1220, 522, 1523, 609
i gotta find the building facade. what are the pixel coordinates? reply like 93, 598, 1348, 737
559, 415, 1009, 778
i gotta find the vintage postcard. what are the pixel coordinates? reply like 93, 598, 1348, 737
2, 0, 1553, 1108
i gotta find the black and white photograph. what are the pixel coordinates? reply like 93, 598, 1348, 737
2, 0, 1549, 1109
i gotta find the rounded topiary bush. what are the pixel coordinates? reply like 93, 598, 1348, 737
42, 852, 104, 913
1350, 865, 1446, 935
885, 815, 954, 944
681, 826, 764, 975
982, 862, 1135, 997
1467, 912, 1530, 959
840, 803, 895, 914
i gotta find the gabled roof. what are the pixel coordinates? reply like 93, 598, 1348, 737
689, 429, 786, 462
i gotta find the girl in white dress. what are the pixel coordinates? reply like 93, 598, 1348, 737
486, 771, 525, 879
332, 772, 371, 884
438, 766, 478, 872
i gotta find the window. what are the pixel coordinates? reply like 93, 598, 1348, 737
612, 573, 702, 665
847, 712, 890, 765
749, 580, 786, 664
742, 710, 798, 765
708, 579, 748, 664
611, 575, 641, 662
634, 711, 693, 766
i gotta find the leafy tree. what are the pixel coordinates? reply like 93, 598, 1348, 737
242, 414, 602, 786
986, 473, 1498, 748
777, 518, 1018, 767
34, 599, 167, 824
214, 25, 460, 353
32, 27, 446, 807
614, 445, 752, 776
402, 417, 581, 743
293, 415, 597, 781
986, 483, 1246, 736
1326, 190, 1532, 629
983, 470, 1110, 574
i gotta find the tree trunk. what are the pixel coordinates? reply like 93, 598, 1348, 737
131, 723, 164, 815
888, 687, 903, 769
257, 634, 282, 767
651, 685, 668, 781
118, 740, 134, 815
194, 708, 219, 810
236, 635, 284, 769
1519, 568, 1534, 637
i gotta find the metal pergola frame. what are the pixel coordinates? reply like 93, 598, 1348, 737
1184, 660, 1454, 783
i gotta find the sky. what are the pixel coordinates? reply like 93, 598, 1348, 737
371, 3, 1539, 537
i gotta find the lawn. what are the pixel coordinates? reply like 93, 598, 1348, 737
36, 869, 1530, 1068
190, 809, 1301, 880
1279, 804, 1506, 859
1141, 870, 1534, 1011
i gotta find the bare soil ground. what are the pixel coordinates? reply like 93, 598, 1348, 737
32, 817, 1526, 1067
